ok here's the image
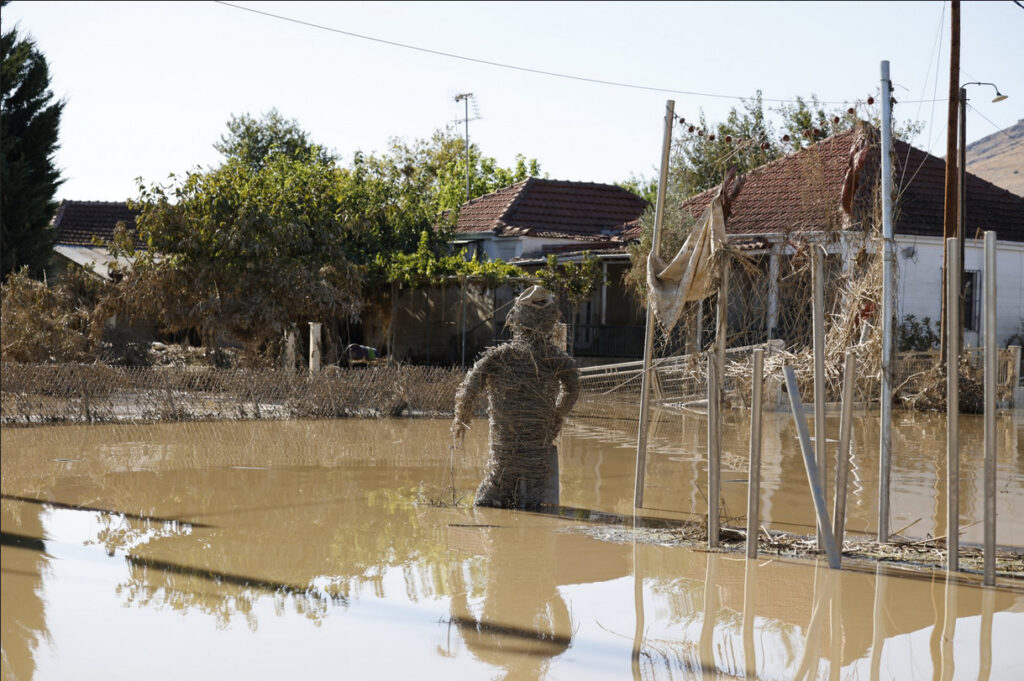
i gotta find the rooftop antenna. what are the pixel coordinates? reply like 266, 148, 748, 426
454, 93, 480, 203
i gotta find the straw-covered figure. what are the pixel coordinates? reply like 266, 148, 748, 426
452, 285, 580, 509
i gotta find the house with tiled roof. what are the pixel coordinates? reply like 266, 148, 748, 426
451, 178, 649, 357
674, 125, 1024, 349
453, 178, 647, 261
51, 200, 139, 280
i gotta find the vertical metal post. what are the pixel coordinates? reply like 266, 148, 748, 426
946, 237, 961, 572
833, 351, 857, 549
878, 60, 896, 543
812, 245, 828, 550
983, 231, 997, 585
708, 355, 721, 548
634, 100, 675, 509
746, 349, 764, 559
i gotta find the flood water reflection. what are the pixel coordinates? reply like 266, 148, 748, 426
1, 413, 1022, 680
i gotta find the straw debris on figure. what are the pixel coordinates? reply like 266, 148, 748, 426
452, 285, 580, 509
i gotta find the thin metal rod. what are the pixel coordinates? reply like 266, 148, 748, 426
783, 365, 841, 569
879, 60, 895, 543
833, 351, 857, 548
708, 354, 721, 548
983, 231, 997, 585
746, 348, 764, 559
634, 100, 675, 509
946, 237, 961, 573
812, 245, 827, 550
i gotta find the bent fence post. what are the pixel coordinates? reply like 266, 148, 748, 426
783, 365, 841, 569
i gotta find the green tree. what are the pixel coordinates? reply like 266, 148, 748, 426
106, 113, 364, 362
214, 108, 334, 171
106, 113, 538, 363
1, 18, 64, 279
384, 126, 541, 214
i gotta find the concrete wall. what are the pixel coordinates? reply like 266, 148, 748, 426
895, 234, 1024, 348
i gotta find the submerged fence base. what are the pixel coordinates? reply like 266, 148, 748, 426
1, 363, 466, 425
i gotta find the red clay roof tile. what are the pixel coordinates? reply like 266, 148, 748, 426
455, 178, 647, 239
677, 127, 1024, 242
52, 200, 139, 246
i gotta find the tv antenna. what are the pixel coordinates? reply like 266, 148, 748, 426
454, 93, 481, 202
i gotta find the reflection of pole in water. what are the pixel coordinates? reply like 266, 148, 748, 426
829, 568, 844, 681
979, 584, 994, 681
631, 534, 644, 681
869, 564, 887, 681
699, 551, 719, 672
792, 568, 837, 681
940, 573, 957, 681
742, 557, 757, 679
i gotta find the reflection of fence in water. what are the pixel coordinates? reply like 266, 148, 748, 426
1, 364, 465, 425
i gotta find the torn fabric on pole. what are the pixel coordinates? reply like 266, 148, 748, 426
646, 183, 728, 332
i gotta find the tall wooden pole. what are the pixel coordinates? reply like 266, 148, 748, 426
940, 0, 961, 361
634, 100, 675, 509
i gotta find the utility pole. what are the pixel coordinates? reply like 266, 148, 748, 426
940, 0, 960, 362
454, 93, 475, 203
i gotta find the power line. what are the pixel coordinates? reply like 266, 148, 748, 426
214, 1, 934, 106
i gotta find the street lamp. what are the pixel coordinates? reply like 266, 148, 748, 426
956, 82, 1007, 343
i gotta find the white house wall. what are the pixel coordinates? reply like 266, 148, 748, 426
895, 234, 1024, 348
479, 235, 591, 262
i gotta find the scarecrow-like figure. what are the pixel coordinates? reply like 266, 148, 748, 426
452, 285, 580, 509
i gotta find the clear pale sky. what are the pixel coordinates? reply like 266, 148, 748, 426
4, 0, 1022, 202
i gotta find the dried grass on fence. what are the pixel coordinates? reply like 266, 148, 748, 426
1, 363, 465, 425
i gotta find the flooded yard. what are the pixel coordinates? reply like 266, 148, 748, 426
2, 410, 1022, 680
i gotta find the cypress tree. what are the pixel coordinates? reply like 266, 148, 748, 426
1, 15, 64, 279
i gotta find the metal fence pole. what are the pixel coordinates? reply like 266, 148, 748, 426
833, 351, 856, 549
879, 60, 896, 543
946, 237, 960, 572
812, 245, 827, 550
983, 231, 997, 585
708, 354, 721, 548
746, 348, 764, 559
783, 365, 841, 569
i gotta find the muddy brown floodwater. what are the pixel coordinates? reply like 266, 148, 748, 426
1, 409, 1022, 680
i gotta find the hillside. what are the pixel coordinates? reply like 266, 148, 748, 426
965, 119, 1024, 197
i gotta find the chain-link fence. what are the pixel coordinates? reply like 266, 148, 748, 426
1, 363, 466, 426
